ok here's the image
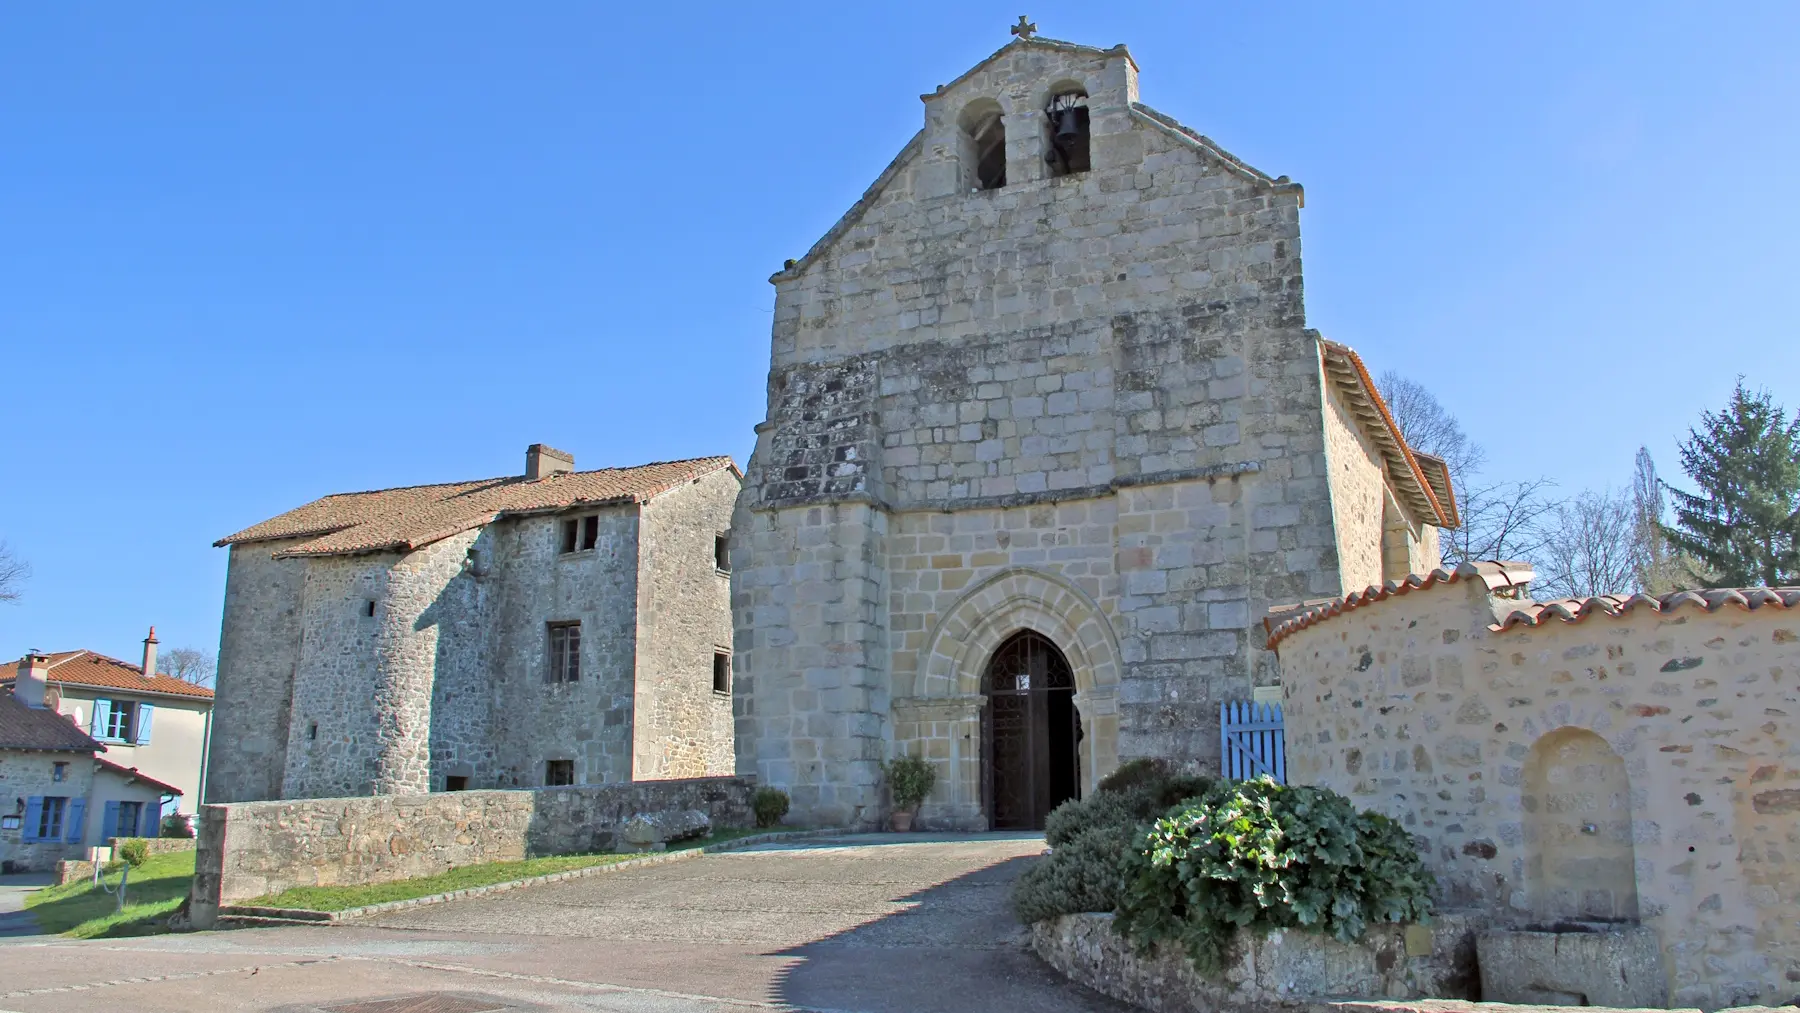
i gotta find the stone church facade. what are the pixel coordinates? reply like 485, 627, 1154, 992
732, 33, 1458, 830
208, 446, 739, 803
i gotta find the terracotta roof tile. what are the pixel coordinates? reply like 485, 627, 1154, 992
95, 757, 183, 796
0, 692, 102, 753
0, 651, 214, 701
216, 456, 739, 559
1264, 561, 1535, 650
1494, 587, 1800, 631
1265, 563, 1800, 651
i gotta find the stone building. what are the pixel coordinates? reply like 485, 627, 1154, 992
732, 28, 1457, 830
1268, 565, 1800, 1008
208, 446, 739, 803
0, 629, 215, 808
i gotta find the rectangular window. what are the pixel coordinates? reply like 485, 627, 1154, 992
561, 515, 599, 553
38, 797, 67, 840
560, 518, 578, 554
548, 622, 581, 683
713, 651, 731, 695
364, 600, 376, 617
445, 775, 469, 791
51, 762, 67, 782
581, 515, 599, 551
714, 534, 730, 572
116, 800, 143, 838
106, 702, 136, 742
544, 759, 574, 786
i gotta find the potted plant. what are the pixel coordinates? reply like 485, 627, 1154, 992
883, 754, 936, 832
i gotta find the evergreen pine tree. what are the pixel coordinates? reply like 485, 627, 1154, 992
1663, 382, 1800, 587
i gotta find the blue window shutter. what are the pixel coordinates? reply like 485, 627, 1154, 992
135, 703, 154, 745
101, 800, 121, 841
64, 798, 87, 844
143, 800, 162, 838
90, 699, 111, 738
22, 797, 43, 843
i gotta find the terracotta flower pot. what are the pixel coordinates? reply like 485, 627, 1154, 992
889, 810, 915, 832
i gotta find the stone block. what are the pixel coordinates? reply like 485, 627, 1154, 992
1477, 927, 1667, 1009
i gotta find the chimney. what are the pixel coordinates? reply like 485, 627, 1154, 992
14, 652, 50, 709
525, 444, 575, 481
142, 626, 159, 679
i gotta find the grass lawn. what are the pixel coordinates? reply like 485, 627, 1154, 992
24, 850, 195, 939
247, 826, 769, 912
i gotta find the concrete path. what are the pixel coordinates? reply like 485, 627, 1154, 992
0, 871, 52, 939
0, 832, 1131, 1013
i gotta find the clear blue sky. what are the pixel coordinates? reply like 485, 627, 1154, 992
2, 3, 1796, 665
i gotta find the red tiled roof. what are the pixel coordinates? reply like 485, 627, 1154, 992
1263, 561, 1535, 650
1265, 562, 1800, 651
0, 692, 103, 753
216, 456, 739, 558
95, 757, 183, 795
1494, 587, 1800, 631
0, 651, 214, 701
1318, 339, 1459, 529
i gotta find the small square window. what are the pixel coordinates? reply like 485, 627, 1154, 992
714, 534, 730, 572
544, 759, 574, 786
581, 515, 599, 551
712, 651, 731, 695
52, 761, 68, 782
445, 775, 469, 791
548, 622, 581, 683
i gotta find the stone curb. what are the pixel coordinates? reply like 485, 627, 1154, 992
218, 828, 844, 926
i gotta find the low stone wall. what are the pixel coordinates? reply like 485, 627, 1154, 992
186, 776, 754, 929
109, 837, 197, 855
1030, 912, 1478, 1013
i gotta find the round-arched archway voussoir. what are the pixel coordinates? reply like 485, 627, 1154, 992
909, 567, 1123, 703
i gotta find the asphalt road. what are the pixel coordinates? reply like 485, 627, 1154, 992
0, 832, 1131, 1013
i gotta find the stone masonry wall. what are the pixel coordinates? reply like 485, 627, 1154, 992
282, 532, 480, 798
1277, 580, 1800, 1009
208, 537, 309, 803
634, 469, 737, 779
1321, 384, 1388, 595
184, 775, 756, 927
485, 509, 641, 788
737, 39, 1363, 826
0, 749, 95, 872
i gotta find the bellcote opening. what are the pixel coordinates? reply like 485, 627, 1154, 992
1045, 90, 1090, 177
959, 99, 1007, 191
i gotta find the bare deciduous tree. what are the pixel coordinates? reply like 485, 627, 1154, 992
1442, 477, 1560, 565
1377, 371, 1557, 566
0, 542, 28, 603
1534, 488, 1641, 599
159, 646, 216, 687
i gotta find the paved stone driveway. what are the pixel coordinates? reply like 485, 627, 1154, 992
0, 832, 1131, 1013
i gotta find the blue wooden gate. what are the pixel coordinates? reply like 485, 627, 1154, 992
1220, 701, 1286, 782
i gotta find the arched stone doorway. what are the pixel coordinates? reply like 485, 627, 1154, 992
982, 630, 1080, 830
1523, 727, 1640, 923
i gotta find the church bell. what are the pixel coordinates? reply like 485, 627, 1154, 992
1053, 105, 1082, 146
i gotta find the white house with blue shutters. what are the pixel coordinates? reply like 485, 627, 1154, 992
1, 653, 183, 873
0, 630, 214, 812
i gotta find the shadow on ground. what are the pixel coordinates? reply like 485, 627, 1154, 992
761, 837, 1130, 1013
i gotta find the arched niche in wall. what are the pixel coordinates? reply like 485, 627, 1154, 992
957, 98, 1007, 191
1522, 726, 1641, 924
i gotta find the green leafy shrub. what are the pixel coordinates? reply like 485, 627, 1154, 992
160, 812, 194, 839
883, 754, 937, 811
751, 787, 790, 829
1017, 765, 1217, 922
1012, 825, 1129, 924
1114, 777, 1435, 974
116, 839, 150, 868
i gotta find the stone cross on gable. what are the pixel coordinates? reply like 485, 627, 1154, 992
1009, 16, 1037, 41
